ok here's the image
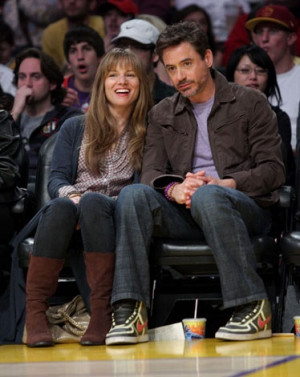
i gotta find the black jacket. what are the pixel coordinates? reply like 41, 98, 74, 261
0, 110, 28, 203
16, 105, 82, 182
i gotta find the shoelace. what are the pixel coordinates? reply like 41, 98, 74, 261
113, 302, 137, 325
230, 301, 258, 322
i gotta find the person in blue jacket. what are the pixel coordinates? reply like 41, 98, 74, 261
0, 47, 152, 346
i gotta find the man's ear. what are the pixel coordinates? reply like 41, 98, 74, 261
152, 52, 159, 64
50, 82, 57, 92
152, 52, 159, 67
204, 49, 213, 68
287, 32, 298, 48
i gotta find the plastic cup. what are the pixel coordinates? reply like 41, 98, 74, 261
294, 316, 300, 336
182, 318, 206, 340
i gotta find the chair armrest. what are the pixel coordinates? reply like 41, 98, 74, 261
11, 187, 28, 214
278, 185, 295, 209
280, 186, 296, 233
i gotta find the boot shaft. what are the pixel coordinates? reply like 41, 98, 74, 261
84, 252, 115, 299
25, 255, 64, 347
26, 255, 65, 300
80, 252, 115, 345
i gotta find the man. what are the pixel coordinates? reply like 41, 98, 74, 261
62, 25, 105, 112
10, 48, 81, 184
105, 21, 285, 345
97, 0, 138, 52
246, 4, 300, 151
42, 0, 105, 71
112, 19, 176, 104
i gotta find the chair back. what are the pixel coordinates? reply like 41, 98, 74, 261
291, 143, 300, 230
34, 133, 58, 211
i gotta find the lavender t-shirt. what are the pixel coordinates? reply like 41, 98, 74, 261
191, 97, 219, 178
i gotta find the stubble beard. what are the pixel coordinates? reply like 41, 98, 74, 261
178, 82, 201, 99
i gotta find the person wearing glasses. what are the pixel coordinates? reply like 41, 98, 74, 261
246, 4, 300, 152
226, 44, 295, 186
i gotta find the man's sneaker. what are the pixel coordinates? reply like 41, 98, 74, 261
105, 301, 149, 345
215, 299, 272, 341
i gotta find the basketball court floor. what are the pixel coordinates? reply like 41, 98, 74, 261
1, 335, 300, 377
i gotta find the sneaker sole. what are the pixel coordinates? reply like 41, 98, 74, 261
215, 329, 272, 341
106, 334, 149, 346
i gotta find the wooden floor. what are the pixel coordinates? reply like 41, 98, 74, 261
1, 335, 300, 377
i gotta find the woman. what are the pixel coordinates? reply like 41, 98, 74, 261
226, 44, 295, 186
25, 48, 152, 347
174, 4, 222, 68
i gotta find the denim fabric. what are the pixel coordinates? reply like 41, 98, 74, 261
112, 184, 272, 308
33, 193, 116, 258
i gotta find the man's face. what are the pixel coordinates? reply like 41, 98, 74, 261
104, 9, 131, 39
17, 58, 56, 105
60, 0, 91, 21
252, 21, 296, 67
68, 42, 101, 83
163, 42, 213, 102
115, 38, 154, 74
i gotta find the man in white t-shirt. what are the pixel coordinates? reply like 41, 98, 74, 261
246, 4, 300, 151
0, 63, 16, 96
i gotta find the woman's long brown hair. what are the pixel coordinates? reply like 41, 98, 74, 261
84, 48, 153, 173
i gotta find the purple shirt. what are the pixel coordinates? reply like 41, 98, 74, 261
64, 75, 90, 112
191, 97, 219, 178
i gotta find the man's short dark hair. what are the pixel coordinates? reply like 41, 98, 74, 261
63, 25, 105, 61
13, 48, 65, 105
156, 21, 210, 62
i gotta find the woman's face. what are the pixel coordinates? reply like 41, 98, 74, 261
233, 54, 268, 93
105, 62, 140, 109
183, 11, 209, 34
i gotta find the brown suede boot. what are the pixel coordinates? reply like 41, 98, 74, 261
25, 255, 64, 347
80, 252, 115, 345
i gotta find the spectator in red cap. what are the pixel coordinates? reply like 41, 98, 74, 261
97, 0, 138, 51
222, 1, 300, 68
246, 4, 298, 34
246, 4, 300, 152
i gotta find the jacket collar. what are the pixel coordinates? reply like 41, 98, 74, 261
173, 68, 236, 115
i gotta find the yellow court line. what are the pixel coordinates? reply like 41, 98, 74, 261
1, 337, 300, 364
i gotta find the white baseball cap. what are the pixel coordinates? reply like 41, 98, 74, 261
112, 19, 160, 46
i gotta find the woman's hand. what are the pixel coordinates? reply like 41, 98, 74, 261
68, 195, 81, 229
69, 195, 81, 205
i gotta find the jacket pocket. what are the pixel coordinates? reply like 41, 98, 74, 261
213, 114, 250, 169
